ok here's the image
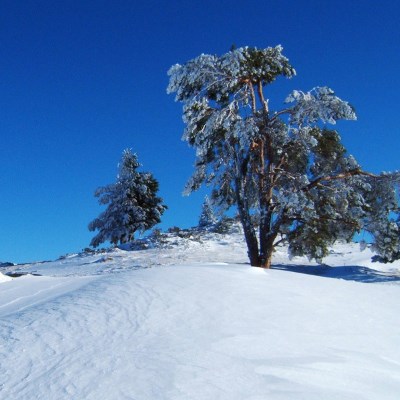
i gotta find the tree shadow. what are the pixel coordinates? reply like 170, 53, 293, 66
273, 264, 400, 283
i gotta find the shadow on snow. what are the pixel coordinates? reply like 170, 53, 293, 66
273, 264, 400, 283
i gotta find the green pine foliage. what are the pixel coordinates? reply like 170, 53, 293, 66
88, 149, 167, 247
168, 45, 400, 267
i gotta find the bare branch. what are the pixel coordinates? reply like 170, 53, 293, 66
305, 169, 377, 191
257, 81, 269, 115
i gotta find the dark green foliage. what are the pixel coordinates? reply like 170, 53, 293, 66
168, 45, 400, 267
88, 149, 167, 247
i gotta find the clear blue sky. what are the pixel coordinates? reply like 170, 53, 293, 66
1, 0, 399, 263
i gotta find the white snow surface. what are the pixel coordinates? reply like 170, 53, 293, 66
0, 272, 11, 284
1, 230, 400, 399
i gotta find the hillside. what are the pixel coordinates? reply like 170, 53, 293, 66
1, 227, 400, 399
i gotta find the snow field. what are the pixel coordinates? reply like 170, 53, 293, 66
0, 272, 11, 284
1, 255, 399, 399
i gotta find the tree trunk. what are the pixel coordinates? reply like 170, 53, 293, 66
258, 233, 275, 268
260, 254, 272, 268
237, 203, 260, 267
258, 209, 277, 268
244, 225, 260, 266
235, 177, 260, 267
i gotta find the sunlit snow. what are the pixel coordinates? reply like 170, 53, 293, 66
1, 229, 399, 399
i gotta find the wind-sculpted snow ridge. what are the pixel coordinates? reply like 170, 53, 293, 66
1, 227, 400, 399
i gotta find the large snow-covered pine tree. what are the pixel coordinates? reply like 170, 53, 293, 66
88, 149, 167, 247
167, 45, 400, 267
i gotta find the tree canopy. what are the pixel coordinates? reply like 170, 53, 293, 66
88, 149, 167, 247
168, 45, 400, 267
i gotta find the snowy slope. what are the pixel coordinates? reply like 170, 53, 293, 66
1, 230, 400, 399
0, 272, 11, 283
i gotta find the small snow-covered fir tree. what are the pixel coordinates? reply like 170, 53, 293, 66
199, 195, 217, 227
168, 45, 400, 268
88, 149, 167, 247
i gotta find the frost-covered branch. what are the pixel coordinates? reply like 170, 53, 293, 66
305, 169, 376, 191
285, 87, 357, 125
168, 45, 399, 267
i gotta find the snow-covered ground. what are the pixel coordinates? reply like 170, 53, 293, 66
1, 229, 400, 399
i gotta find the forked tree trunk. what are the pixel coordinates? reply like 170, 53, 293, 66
243, 227, 274, 268
238, 214, 276, 268
234, 170, 276, 268
236, 205, 277, 268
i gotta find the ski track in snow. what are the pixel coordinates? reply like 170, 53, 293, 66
1, 232, 400, 399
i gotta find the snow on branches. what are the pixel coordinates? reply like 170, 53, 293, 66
285, 87, 357, 125
88, 149, 167, 247
168, 45, 399, 267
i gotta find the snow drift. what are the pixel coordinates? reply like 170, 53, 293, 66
0, 230, 399, 399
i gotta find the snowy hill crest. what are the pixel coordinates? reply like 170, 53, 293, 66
0, 224, 400, 399
2, 221, 400, 281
